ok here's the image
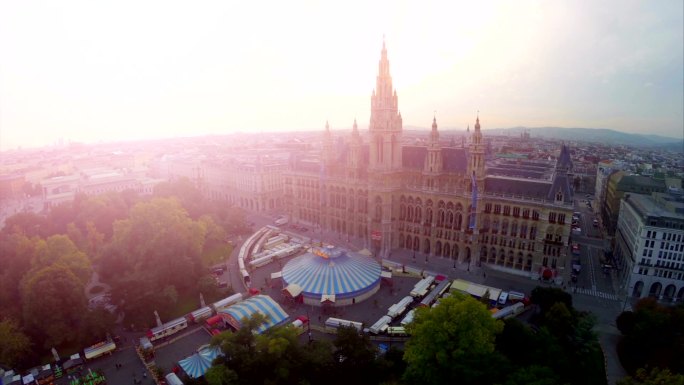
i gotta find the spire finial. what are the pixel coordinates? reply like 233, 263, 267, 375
353, 118, 358, 131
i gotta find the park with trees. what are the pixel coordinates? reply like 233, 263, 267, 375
0, 179, 246, 369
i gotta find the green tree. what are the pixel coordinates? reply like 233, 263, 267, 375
20, 264, 88, 348
79, 308, 116, 346
154, 178, 206, 219
332, 326, 379, 384
31, 235, 92, 285
100, 198, 210, 325
205, 366, 238, 385
197, 275, 220, 300
543, 302, 575, 340
403, 293, 504, 385
0, 234, 39, 319
504, 365, 560, 385
531, 287, 573, 314
73, 192, 132, 239
616, 298, 684, 375
2, 212, 48, 237
617, 367, 684, 385
0, 318, 32, 368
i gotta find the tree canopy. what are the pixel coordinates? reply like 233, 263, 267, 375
0, 319, 32, 368
616, 298, 684, 376
403, 293, 504, 385
100, 197, 221, 327
20, 264, 88, 348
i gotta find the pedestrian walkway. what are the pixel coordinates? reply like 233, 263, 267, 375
574, 287, 619, 301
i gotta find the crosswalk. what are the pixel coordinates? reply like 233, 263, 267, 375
573, 287, 619, 301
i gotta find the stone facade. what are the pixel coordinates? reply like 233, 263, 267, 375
283, 41, 575, 281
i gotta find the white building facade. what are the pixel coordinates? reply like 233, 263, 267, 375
615, 191, 684, 303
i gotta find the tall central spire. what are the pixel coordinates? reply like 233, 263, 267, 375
369, 38, 403, 171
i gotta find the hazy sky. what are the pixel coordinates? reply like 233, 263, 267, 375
1, 0, 682, 151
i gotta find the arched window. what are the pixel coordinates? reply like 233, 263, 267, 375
555, 191, 563, 202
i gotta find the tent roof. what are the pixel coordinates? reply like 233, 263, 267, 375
179, 353, 212, 379
219, 295, 289, 333
178, 345, 224, 379
321, 294, 336, 303
283, 283, 303, 297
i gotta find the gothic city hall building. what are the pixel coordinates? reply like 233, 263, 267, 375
283, 41, 575, 281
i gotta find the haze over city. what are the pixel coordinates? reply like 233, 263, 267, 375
1, 0, 682, 151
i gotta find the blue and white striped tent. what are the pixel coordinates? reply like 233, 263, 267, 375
198, 345, 222, 362
219, 295, 289, 333
282, 248, 381, 300
178, 352, 212, 379
178, 345, 224, 379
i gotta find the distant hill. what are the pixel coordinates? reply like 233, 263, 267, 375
406, 125, 683, 149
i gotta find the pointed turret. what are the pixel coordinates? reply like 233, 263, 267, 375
556, 144, 573, 173
322, 121, 334, 167
369, 38, 403, 171
468, 114, 485, 179
429, 116, 439, 146
548, 143, 574, 203
351, 118, 361, 142
348, 118, 363, 177
425, 116, 443, 174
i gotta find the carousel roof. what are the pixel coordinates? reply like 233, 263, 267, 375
282, 248, 381, 298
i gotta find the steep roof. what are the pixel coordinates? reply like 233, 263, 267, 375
402, 146, 427, 170
547, 172, 574, 204
484, 177, 551, 199
442, 148, 468, 172
401, 146, 467, 173
556, 144, 573, 171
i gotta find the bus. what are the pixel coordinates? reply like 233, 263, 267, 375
83, 340, 116, 360
146, 317, 188, 342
